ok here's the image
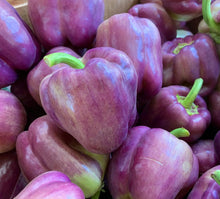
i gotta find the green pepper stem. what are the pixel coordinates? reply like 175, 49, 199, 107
211, 170, 220, 185
202, 0, 220, 33
180, 78, 203, 109
170, 128, 190, 138
43, 52, 85, 69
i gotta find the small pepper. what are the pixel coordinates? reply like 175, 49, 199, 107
138, 78, 211, 143
162, 33, 220, 97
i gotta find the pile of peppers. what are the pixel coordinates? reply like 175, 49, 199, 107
3, 0, 220, 198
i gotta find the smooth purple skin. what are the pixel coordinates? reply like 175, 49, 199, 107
187, 165, 220, 199
27, 0, 104, 50
191, 139, 219, 174
95, 13, 163, 102
39, 47, 138, 154
128, 3, 177, 43
0, 58, 17, 88
0, 0, 41, 71
107, 126, 199, 199
162, 33, 220, 97
0, 90, 27, 153
138, 85, 211, 143
214, 131, 220, 162
27, 46, 80, 106
0, 150, 22, 199
16, 115, 109, 198
161, 0, 202, 21
14, 171, 85, 199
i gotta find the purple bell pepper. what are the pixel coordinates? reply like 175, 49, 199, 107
107, 126, 199, 199
95, 13, 163, 110
27, 46, 80, 106
27, 0, 104, 50
14, 171, 85, 199
16, 115, 109, 198
39, 47, 138, 154
187, 165, 220, 198
0, 90, 27, 153
0, 0, 41, 88
138, 78, 211, 143
161, 0, 203, 21
162, 33, 220, 97
191, 139, 219, 175
128, 2, 177, 43
214, 130, 220, 162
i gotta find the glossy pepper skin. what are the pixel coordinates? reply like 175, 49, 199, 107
128, 2, 176, 43
187, 165, 220, 199
27, 0, 104, 50
14, 171, 85, 199
0, 0, 41, 88
107, 126, 199, 199
161, 0, 203, 21
138, 79, 211, 143
16, 115, 109, 198
39, 47, 138, 154
162, 33, 220, 97
95, 13, 163, 109
27, 46, 80, 106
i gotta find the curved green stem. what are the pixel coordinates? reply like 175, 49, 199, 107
43, 52, 85, 69
170, 128, 190, 138
202, 0, 220, 33
211, 170, 220, 185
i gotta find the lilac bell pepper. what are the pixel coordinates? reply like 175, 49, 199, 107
16, 115, 109, 198
0, 0, 41, 88
27, 0, 104, 50
107, 126, 199, 199
95, 13, 163, 110
27, 46, 80, 106
128, 2, 177, 43
162, 33, 220, 97
138, 78, 211, 143
14, 171, 85, 199
0, 90, 27, 153
39, 47, 138, 154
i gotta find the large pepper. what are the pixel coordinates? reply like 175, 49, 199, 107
27, 46, 80, 106
107, 126, 199, 199
16, 115, 109, 198
162, 33, 220, 97
39, 47, 138, 154
128, 2, 176, 43
95, 13, 163, 110
27, 0, 104, 50
138, 78, 211, 143
160, 0, 203, 21
0, 0, 41, 88
14, 171, 85, 199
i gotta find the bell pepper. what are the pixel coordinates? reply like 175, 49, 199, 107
187, 166, 220, 198
0, 150, 25, 199
199, 0, 220, 45
107, 126, 199, 199
162, 33, 220, 97
0, 89, 27, 153
138, 78, 211, 143
16, 115, 109, 198
39, 47, 138, 154
160, 0, 203, 21
14, 171, 85, 199
94, 13, 163, 110
0, 0, 41, 88
27, 0, 104, 50
128, 2, 176, 43
27, 46, 80, 106
190, 139, 218, 175
214, 130, 220, 162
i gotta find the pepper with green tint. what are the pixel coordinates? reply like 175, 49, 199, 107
138, 78, 211, 143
